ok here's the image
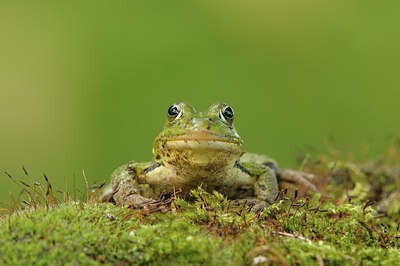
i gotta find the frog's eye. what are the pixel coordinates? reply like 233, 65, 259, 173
219, 105, 234, 125
167, 104, 182, 121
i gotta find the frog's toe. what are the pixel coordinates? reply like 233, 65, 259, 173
139, 191, 176, 214
230, 198, 270, 212
231, 198, 258, 206
250, 200, 269, 213
298, 171, 315, 180
140, 199, 171, 214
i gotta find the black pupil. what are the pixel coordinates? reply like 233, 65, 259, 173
168, 105, 180, 117
223, 107, 234, 118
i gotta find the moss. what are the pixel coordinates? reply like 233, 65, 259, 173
1, 142, 400, 265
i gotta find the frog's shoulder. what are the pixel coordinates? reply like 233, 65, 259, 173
238, 152, 279, 176
111, 160, 159, 181
110, 160, 163, 198
239, 152, 277, 166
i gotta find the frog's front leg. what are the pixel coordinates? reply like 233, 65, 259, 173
231, 162, 279, 211
254, 165, 279, 204
111, 161, 170, 212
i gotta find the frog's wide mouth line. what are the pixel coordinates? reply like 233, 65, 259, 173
165, 140, 242, 153
165, 138, 243, 153
166, 132, 242, 144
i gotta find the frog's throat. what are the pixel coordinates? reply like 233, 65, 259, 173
161, 140, 243, 168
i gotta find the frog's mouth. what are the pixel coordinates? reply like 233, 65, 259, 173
165, 132, 243, 152
157, 132, 244, 166
169, 132, 241, 144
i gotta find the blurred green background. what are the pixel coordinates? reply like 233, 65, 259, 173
1, 1, 400, 202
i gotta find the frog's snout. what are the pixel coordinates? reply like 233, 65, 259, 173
191, 117, 212, 131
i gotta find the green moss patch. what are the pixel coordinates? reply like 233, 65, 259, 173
1, 142, 400, 265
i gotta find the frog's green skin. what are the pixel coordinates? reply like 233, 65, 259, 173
110, 102, 315, 209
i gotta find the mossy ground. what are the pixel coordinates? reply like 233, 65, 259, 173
1, 141, 400, 265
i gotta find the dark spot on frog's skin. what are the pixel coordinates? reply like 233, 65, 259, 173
156, 155, 161, 160
234, 161, 252, 176
237, 185, 254, 197
205, 163, 217, 173
144, 162, 163, 174
206, 126, 211, 130
127, 165, 137, 175
238, 185, 251, 193
258, 184, 267, 191
195, 161, 224, 177
263, 162, 280, 178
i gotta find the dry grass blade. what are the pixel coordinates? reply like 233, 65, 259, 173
273, 231, 312, 243
19, 181, 31, 188
82, 170, 89, 201
22, 165, 29, 176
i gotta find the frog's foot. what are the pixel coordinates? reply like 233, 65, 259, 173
124, 191, 175, 214
280, 169, 318, 192
140, 199, 171, 214
230, 198, 270, 213
140, 191, 176, 214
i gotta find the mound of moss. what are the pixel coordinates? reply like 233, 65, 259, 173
1, 143, 400, 265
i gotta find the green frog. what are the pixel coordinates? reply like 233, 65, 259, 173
108, 102, 317, 211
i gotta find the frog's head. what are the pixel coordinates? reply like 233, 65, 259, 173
153, 102, 244, 167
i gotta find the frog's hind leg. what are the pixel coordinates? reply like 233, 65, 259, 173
279, 169, 318, 192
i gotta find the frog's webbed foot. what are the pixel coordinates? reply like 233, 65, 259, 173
230, 198, 270, 213
140, 199, 171, 214
280, 169, 318, 192
111, 181, 173, 213
123, 191, 173, 214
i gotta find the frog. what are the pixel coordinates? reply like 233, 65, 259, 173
108, 102, 317, 211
